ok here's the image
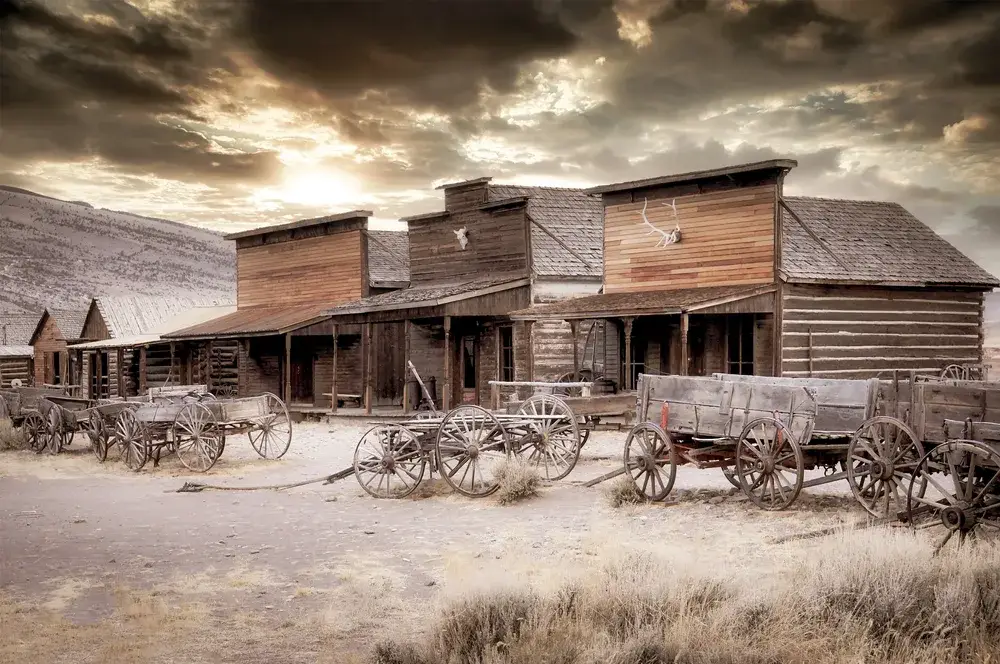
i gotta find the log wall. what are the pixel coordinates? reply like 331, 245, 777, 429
780, 284, 984, 379
0, 357, 32, 388
32, 314, 70, 386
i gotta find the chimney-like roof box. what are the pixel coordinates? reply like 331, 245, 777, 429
224, 209, 374, 241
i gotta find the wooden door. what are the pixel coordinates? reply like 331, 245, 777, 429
460, 335, 478, 405
89, 352, 109, 399
373, 322, 405, 407
290, 347, 313, 403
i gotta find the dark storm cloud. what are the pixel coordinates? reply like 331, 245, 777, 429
0, 0, 279, 183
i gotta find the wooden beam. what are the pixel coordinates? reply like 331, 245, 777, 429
364, 322, 373, 415
525, 320, 534, 383
623, 317, 634, 389
331, 324, 339, 413
206, 340, 214, 392
169, 342, 175, 388
680, 313, 689, 377
443, 316, 452, 410
284, 333, 292, 403
116, 348, 124, 397
139, 346, 147, 395
402, 320, 412, 414
569, 320, 580, 380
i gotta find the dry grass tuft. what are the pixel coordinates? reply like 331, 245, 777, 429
493, 459, 541, 505
604, 475, 645, 508
0, 418, 26, 450
372, 531, 1000, 664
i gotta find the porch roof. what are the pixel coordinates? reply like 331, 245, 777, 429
509, 284, 776, 320
325, 275, 530, 316
162, 303, 330, 340
0, 345, 34, 358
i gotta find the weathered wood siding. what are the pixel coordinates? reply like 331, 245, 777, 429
409, 321, 444, 406
239, 337, 283, 397
81, 305, 110, 342
0, 358, 32, 388
444, 181, 489, 211
603, 185, 776, 293
780, 284, 984, 378
236, 230, 364, 308
408, 206, 529, 285
33, 314, 68, 385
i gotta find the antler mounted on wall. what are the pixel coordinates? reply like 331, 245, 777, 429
639, 197, 682, 248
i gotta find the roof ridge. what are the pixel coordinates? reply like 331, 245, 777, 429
785, 195, 904, 207
489, 183, 590, 194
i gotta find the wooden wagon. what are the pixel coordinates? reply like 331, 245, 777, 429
352, 395, 582, 499
0, 387, 72, 453
112, 392, 291, 472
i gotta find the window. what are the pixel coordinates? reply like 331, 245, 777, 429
629, 336, 645, 387
51, 351, 62, 384
727, 316, 755, 375
462, 337, 477, 389
499, 326, 515, 382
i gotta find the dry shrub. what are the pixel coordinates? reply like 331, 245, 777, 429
0, 418, 25, 450
604, 475, 645, 508
493, 459, 540, 505
373, 531, 1000, 664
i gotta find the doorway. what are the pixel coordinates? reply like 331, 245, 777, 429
290, 346, 314, 403
89, 352, 109, 399
461, 335, 478, 405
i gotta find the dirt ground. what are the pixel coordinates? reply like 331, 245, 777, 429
1, 419, 872, 663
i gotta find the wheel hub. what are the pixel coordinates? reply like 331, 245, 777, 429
381, 454, 396, 471
641, 453, 657, 471
467, 445, 479, 459
942, 506, 975, 532
870, 459, 893, 481
762, 457, 775, 474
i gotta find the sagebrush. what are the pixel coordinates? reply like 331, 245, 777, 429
493, 459, 541, 505
0, 418, 25, 450
604, 475, 645, 508
373, 531, 1000, 664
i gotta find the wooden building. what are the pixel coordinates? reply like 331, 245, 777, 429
511, 159, 998, 383
0, 312, 39, 388
29, 309, 88, 390
162, 211, 410, 411
70, 296, 233, 398
324, 179, 605, 411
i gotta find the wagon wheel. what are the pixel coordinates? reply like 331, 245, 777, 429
88, 410, 109, 463
735, 417, 804, 511
513, 394, 581, 481
41, 403, 62, 455
722, 465, 742, 489
59, 426, 74, 451
847, 416, 926, 519
22, 411, 47, 452
353, 425, 426, 499
623, 422, 676, 501
0, 396, 8, 420
115, 409, 148, 472
173, 403, 223, 473
435, 405, 509, 497
906, 440, 1000, 554
940, 364, 968, 381
248, 393, 292, 459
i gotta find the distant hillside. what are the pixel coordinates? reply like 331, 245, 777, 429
0, 189, 235, 313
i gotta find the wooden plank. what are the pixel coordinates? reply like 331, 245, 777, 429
284, 333, 291, 403
364, 322, 373, 415
402, 321, 410, 414
331, 324, 338, 413
680, 313, 689, 377
139, 346, 147, 395
116, 348, 124, 398
443, 316, 452, 410
623, 318, 634, 390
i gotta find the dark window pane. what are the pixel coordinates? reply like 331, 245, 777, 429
500, 327, 514, 382
463, 337, 476, 389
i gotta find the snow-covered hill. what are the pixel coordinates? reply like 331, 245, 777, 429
0, 189, 235, 312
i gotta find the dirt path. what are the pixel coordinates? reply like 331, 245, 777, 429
0, 420, 867, 662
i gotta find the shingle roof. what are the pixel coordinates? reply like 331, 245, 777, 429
0, 312, 42, 346
326, 274, 529, 315
48, 309, 88, 340
95, 296, 235, 338
488, 185, 603, 278
72, 305, 236, 348
366, 230, 410, 286
781, 197, 999, 287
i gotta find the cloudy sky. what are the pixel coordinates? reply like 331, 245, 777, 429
2, 0, 999, 272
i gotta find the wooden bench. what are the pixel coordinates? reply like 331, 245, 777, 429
322, 393, 363, 408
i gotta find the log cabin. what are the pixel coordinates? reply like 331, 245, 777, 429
70, 296, 233, 398
161, 211, 410, 412
0, 312, 39, 388
510, 159, 999, 384
324, 179, 605, 412
29, 308, 88, 392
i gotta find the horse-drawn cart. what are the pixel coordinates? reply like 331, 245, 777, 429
0, 387, 74, 453
113, 392, 291, 472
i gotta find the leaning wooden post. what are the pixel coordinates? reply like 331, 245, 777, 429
331, 324, 338, 413
680, 313, 690, 377
139, 346, 147, 395
364, 322, 373, 415
623, 317, 634, 390
569, 320, 580, 380
402, 320, 412, 414
284, 333, 292, 403
443, 316, 452, 410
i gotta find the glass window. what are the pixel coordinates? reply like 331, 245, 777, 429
727, 316, 755, 375
499, 327, 514, 382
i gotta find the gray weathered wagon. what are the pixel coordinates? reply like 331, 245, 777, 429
352, 394, 582, 499
113, 392, 291, 472
0, 387, 73, 453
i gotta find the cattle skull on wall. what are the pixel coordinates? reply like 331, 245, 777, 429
454, 226, 469, 250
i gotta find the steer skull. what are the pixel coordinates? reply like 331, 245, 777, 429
454, 226, 469, 250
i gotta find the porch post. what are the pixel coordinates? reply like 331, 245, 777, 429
623, 317, 634, 390
443, 316, 452, 410
331, 324, 338, 413
284, 333, 291, 403
169, 342, 175, 387
364, 322, 373, 415
403, 320, 412, 414
680, 312, 690, 377
569, 320, 580, 380
76, 349, 84, 394
206, 340, 214, 392
525, 320, 534, 382
139, 346, 147, 395
116, 348, 125, 397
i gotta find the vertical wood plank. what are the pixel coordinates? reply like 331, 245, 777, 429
680, 314, 689, 377
284, 333, 292, 403
139, 346, 147, 395
569, 320, 580, 380
807, 327, 814, 378
364, 322, 373, 414
169, 342, 175, 388
331, 324, 339, 413
206, 340, 214, 392
443, 316, 452, 410
116, 348, 124, 397
403, 320, 412, 414
623, 318, 634, 389
525, 320, 534, 382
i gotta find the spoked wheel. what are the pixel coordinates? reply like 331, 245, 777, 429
940, 364, 968, 381
173, 403, 223, 473
115, 409, 148, 471
513, 394, 581, 481
0, 396, 9, 420
23, 411, 47, 452
847, 417, 926, 519
41, 403, 62, 455
906, 440, 1000, 554
248, 393, 292, 459
435, 406, 509, 497
722, 465, 742, 489
735, 417, 804, 511
59, 427, 74, 451
353, 425, 426, 499
88, 410, 109, 462
622, 422, 676, 501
